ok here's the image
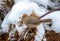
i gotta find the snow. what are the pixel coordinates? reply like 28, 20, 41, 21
1, 11, 11, 32
41, 11, 60, 33
14, 0, 29, 3
35, 23, 45, 41
8, 2, 33, 23
37, 0, 60, 9
32, 0, 50, 8
8, 1, 47, 24
16, 24, 27, 35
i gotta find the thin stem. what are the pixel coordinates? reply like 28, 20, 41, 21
39, 9, 60, 19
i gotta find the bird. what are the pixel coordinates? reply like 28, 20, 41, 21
1, 1, 46, 41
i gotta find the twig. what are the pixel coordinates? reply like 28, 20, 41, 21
39, 9, 60, 19
18, 28, 29, 41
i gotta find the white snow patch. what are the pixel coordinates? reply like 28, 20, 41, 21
41, 11, 60, 33
1, 11, 11, 32
35, 23, 45, 41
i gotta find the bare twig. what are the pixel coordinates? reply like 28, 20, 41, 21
39, 9, 60, 19
18, 28, 29, 41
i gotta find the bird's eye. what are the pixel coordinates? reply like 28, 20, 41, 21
48, 23, 52, 27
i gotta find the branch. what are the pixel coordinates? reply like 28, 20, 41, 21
39, 9, 60, 19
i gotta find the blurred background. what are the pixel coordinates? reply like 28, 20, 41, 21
0, 0, 14, 28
